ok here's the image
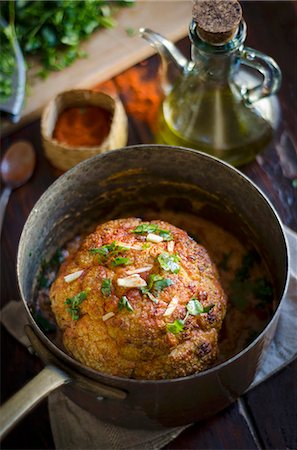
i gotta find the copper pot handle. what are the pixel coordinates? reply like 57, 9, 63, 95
0, 325, 127, 441
24, 325, 127, 401
0, 364, 70, 441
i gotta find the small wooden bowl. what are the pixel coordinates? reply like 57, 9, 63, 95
41, 89, 128, 171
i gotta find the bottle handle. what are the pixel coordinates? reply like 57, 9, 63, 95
239, 46, 282, 104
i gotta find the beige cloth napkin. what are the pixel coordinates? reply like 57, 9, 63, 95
1, 226, 296, 449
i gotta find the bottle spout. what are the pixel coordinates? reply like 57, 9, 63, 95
139, 28, 188, 73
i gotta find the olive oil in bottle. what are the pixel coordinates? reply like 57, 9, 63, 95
143, 0, 281, 166
157, 80, 274, 167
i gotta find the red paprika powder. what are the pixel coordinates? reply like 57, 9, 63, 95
53, 105, 112, 147
94, 64, 163, 131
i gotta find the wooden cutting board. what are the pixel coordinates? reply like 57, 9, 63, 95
1, 1, 191, 136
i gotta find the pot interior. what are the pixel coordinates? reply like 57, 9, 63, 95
18, 145, 288, 376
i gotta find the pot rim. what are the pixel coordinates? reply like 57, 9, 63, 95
17, 144, 290, 386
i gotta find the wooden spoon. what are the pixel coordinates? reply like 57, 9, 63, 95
0, 141, 36, 234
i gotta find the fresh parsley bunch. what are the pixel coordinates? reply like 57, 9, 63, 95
0, 0, 134, 99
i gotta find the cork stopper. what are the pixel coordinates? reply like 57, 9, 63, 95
192, 0, 242, 45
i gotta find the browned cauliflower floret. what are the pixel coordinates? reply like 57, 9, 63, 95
50, 218, 227, 379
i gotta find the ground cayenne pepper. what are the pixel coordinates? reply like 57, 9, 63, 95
53, 105, 112, 147
93, 63, 163, 130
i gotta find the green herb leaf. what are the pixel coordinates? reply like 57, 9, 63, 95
90, 241, 117, 257
158, 229, 172, 241
166, 319, 184, 334
140, 286, 149, 295
65, 291, 88, 320
111, 257, 132, 267
147, 274, 162, 290
0, 0, 134, 92
90, 241, 130, 265
0, 27, 16, 101
202, 304, 215, 313
151, 276, 173, 293
132, 223, 173, 241
154, 278, 173, 292
101, 278, 111, 297
118, 295, 133, 312
132, 224, 159, 234
186, 299, 214, 315
157, 252, 180, 273
141, 274, 173, 299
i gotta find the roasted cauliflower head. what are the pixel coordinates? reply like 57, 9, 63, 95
50, 218, 227, 379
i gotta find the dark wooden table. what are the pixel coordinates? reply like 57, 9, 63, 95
1, 2, 296, 449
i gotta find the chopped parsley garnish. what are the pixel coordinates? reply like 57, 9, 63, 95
101, 278, 111, 297
65, 291, 88, 320
0, 0, 134, 89
158, 229, 173, 241
0, 26, 15, 101
166, 319, 184, 334
90, 241, 127, 257
186, 299, 214, 315
111, 257, 132, 267
90, 242, 116, 257
157, 252, 180, 273
152, 276, 173, 293
141, 273, 173, 299
166, 298, 214, 335
148, 274, 173, 293
118, 296, 133, 312
132, 224, 160, 234
89, 241, 130, 266
132, 223, 173, 241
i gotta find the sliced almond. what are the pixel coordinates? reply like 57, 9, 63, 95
116, 242, 143, 250
126, 265, 153, 275
163, 296, 179, 316
64, 270, 84, 283
102, 312, 115, 321
117, 274, 147, 288
147, 291, 158, 304
167, 241, 175, 252
146, 233, 163, 243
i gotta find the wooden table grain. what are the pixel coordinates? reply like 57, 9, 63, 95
1, 2, 296, 449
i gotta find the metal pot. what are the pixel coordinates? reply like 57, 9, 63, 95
0, 145, 289, 439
